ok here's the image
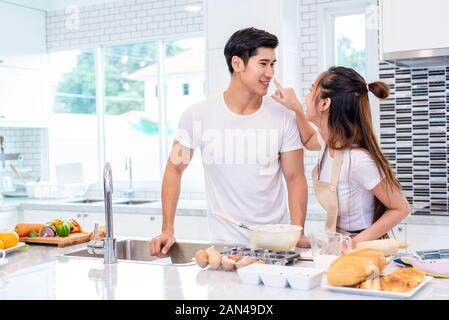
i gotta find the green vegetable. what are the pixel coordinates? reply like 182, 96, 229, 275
55, 223, 71, 237
28, 230, 39, 237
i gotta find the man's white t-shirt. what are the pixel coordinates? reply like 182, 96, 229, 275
318, 142, 383, 232
175, 93, 303, 245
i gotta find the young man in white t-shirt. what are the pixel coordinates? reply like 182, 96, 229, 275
150, 27, 308, 255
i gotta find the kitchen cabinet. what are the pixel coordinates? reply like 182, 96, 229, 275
0, 2, 46, 70
0, 210, 19, 231
114, 213, 162, 238
380, 0, 449, 56
174, 216, 210, 241
113, 213, 210, 241
22, 210, 82, 224
391, 224, 406, 241
0, 66, 48, 126
0, 1, 48, 127
405, 224, 449, 253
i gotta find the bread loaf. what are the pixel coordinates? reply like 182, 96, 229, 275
345, 248, 386, 272
327, 248, 385, 287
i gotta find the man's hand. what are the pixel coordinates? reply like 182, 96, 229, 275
271, 78, 304, 114
297, 234, 311, 248
149, 231, 176, 257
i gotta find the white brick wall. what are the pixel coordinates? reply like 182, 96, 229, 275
0, 128, 43, 180
46, 0, 203, 50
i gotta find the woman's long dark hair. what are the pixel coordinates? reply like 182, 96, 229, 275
313, 66, 402, 223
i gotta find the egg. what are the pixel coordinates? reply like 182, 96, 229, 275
206, 246, 222, 270
221, 256, 236, 271
194, 250, 209, 268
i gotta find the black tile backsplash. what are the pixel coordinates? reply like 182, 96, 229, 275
379, 62, 449, 216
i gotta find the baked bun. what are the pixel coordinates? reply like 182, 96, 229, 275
345, 248, 386, 272
358, 268, 426, 292
327, 248, 386, 287
327, 255, 380, 286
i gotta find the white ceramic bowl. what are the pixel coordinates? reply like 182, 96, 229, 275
285, 267, 325, 290
248, 224, 303, 251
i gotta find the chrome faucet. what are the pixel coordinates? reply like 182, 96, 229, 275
123, 156, 134, 199
87, 162, 117, 264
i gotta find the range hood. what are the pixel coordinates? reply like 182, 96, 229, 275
382, 48, 449, 68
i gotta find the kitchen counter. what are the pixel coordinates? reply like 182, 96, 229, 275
1, 241, 448, 300
1, 197, 449, 226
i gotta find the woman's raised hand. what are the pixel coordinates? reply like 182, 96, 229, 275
271, 78, 304, 114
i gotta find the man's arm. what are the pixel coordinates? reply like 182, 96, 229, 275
150, 141, 194, 256
280, 149, 310, 247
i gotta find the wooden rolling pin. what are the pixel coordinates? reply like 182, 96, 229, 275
355, 239, 408, 256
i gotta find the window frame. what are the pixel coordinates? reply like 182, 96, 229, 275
47, 32, 206, 193
317, 0, 381, 136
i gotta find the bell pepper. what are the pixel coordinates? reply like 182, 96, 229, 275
55, 223, 71, 237
68, 218, 83, 233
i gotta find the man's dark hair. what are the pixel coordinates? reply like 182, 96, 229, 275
224, 27, 278, 74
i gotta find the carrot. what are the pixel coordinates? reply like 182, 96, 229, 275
15, 224, 45, 237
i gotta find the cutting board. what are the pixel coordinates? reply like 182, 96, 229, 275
20, 231, 91, 248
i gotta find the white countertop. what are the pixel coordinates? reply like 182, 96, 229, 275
1, 197, 449, 226
1, 242, 448, 300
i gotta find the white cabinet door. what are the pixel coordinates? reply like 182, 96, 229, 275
406, 224, 449, 253
22, 210, 83, 224
174, 216, 210, 241
82, 212, 105, 232
0, 210, 18, 231
381, 0, 449, 54
0, 2, 46, 69
114, 213, 162, 238
0, 66, 47, 125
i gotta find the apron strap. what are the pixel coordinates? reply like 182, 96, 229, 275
330, 150, 343, 187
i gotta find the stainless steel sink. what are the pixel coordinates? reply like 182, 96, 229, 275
62, 240, 218, 265
112, 199, 158, 205
67, 198, 104, 204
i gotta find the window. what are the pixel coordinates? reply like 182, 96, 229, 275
334, 14, 366, 77
164, 37, 205, 183
48, 36, 206, 188
103, 42, 160, 181
318, 0, 380, 133
183, 83, 190, 96
49, 50, 98, 181
319, 0, 378, 80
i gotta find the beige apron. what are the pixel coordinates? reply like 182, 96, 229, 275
312, 145, 390, 239
312, 145, 343, 233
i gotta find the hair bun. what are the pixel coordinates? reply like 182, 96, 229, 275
368, 81, 389, 100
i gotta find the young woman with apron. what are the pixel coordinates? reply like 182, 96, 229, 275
272, 67, 411, 247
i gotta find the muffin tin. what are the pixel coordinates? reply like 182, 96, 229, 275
220, 246, 301, 265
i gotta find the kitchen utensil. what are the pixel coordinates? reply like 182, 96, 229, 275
10, 164, 27, 186
310, 232, 352, 270
220, 246, 301, 265
214, 212, 302, 251
247, 224, 303, 251
0, 174, 14, 192
215, 211, 253, 230
356, 239, 408, 256
20, 232, 91, 248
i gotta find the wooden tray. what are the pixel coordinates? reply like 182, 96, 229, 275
20, 232, 91, 248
